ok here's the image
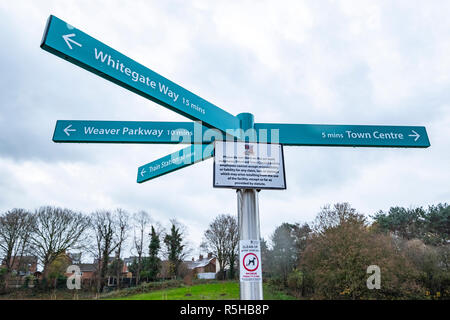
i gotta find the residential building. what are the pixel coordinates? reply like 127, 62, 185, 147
184, 253, 218, 279
1, 256, 38, 276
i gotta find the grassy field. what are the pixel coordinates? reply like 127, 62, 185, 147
109, 281, 296, 300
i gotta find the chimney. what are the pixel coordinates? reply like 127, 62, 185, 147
191, 257, 194, 262
199, 254, 203, 260
207, 252, 212, 259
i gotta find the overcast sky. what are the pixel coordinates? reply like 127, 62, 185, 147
0, 1, 449, 260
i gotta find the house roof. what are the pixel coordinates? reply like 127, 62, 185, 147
2, 256, 38, 265
75, 263, 96, 272
123, 257, 137, 264
185, 257, 215, 270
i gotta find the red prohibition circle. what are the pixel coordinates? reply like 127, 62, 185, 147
243, 253, 259, 272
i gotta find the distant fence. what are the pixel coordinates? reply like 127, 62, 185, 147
197, 272, 216, 280
107, 276, 135, 287
4, 279, 35, 288
3, 274, 218, 291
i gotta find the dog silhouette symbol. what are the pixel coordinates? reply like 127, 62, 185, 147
246, 257, 256, 267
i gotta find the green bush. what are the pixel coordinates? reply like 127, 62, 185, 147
23, 275, 36, 288
0, 267, 7, 293
267, 276, 284, 291
301, 216, 426, 299
0, 267, 6, 281
287, 269, 303, 297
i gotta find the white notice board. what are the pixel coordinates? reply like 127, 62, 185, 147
213, 141, 286, 189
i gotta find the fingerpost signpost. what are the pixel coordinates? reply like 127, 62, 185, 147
41, 15, 430, 300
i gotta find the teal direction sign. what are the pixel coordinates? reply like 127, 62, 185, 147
40, 15, 239, 134
137, 144, 214, 183
53, 121, 431, 148
53, 120, 221, 144
254, 123, 430, 148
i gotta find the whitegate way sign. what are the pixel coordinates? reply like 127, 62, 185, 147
40, 15, 240, 134
41, 15, 431, 300
240, 240, 262, 282
213, 141, 286, 190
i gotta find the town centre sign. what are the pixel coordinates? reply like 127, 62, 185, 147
41, 15, 430, 300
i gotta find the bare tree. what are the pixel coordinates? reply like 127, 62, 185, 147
203, 214, 238, 279
114, 209, 129, 289
225, 215, 239, 279
132, 210, 150, 285
92, 209, 129, 292
30, 206, 90, 279
0, 209, 35, 287
313, 203, 365, 233
92, 211, 114, 293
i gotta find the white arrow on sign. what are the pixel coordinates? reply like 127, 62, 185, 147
62, 33, 82, 50
408, 130, 420, 142
140, 168, 146, 177
64, 124, 76, 136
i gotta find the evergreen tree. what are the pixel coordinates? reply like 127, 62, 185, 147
164, 222, 185, 278
270, 223, 298, 284
373, 203, 449, 245
145, 225, 161, 281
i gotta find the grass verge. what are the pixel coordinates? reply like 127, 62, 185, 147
107, 281, 296, 300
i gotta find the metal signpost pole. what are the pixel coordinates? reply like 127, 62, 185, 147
237, 189, 263, 300
237, 113, 263, 300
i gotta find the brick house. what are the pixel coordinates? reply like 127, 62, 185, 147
94, 256, 130, 275
1, 256, 38, 276
185, 253, 218, 279
73, 263, 96, 280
